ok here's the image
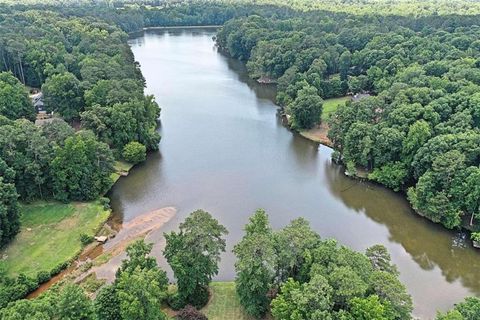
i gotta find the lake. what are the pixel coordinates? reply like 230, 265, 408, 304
109, 28, 480, 318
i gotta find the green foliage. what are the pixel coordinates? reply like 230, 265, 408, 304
79, 233, 94, 246
436, 297, 480, 320
271, 275, 334, 320
234, 211, 412, 319
287, 84, 323, 130
0, 159, 19, 248
51, 131, 115, 202
122, 141, 147, 164
369, 163, 408, 192
233, 209, 276, 318
42, 72, 83, 121
94, 284, 121, 320
116, 266, 168, 320
0, 120, 53, 201
471, 232, 480, 242
0, 72, 35, 121
81, 96, 161, 151
115, 240, 169, 320
349, 295, 390, 320
274, 217, 320, 282
57, 283, 95, 320
365, 245, 399, 276
217, 7, 480, 230
164, 210, 228, 308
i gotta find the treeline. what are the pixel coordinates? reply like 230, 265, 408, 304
216, 12, 480, 231
0, 9, 160, 248
0, 210, 419, 320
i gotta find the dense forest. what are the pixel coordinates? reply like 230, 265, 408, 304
0, 0, 480, 319
0, 6, 160, 304
215, 11, 480, 232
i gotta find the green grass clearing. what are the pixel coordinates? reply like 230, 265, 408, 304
321, 96, 351, 121
111, 160, 134, 184
0, 201, 110, 278
202, 282, 271, 320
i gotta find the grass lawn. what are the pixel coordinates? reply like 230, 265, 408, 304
111, 160, 134, 184
202, 282, 271, 320
321, 96, 351, 121
0, 201, 110, 277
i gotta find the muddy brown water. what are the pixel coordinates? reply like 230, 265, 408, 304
106, 28, 480, 319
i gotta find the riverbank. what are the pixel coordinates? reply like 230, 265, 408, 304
0, 161, 135, 280
27, 206, 177, 298
297, 96, 351, 147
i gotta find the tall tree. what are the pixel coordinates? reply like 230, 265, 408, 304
42, 72, 83, 121
233, 209, 276, 318
164, 210, 228, 308
0, 72, 35, 121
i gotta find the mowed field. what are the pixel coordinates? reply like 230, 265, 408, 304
202, 282, 272, 320
321, 96, 351, 121
0, 201, 110, 277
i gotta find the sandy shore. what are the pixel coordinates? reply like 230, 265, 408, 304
84, 207, 177, 284
299, 122, 333, 147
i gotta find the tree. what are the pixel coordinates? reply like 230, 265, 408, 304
42, 72, 83, 121
328, 266, 368, 308
436, 297, 480, 320
287, 85, 323, 130
233, 209, 276, 318
0, 159, 19, 248
365, 245, 399, 276
116, 266, 168, 320
51, 131, 114, 202
0, 296, 55, 320
164, 210, 228, 308
0, 120, 51, 201
114, 240, 169, 320
81, 96, 160, 151
274, 218, 320, 282
123, 141, 147, 164
94, 284, 121, 320
349, 295, 389, 320
369, 271, 413, 320
57, 284, 94, 320
0, 72, 35, 121
271, 275, 334, 320
118, 240, 159, 276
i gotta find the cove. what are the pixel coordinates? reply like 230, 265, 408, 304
108, 28, 480, 319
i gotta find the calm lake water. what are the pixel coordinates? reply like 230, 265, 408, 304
109, 28, 480, 318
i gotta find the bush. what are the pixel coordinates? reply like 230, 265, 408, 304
36, 271, 51, 284
50, 261, 69, 277
167, 292, 185, 310
176, 305, 208, 320
99, 197, 111, 210
122, 141, 147, 164
186, 286, 210, 309
471, 232, 480, 242
80, 233, 94, 246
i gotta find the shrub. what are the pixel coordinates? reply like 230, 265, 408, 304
471, 232, 480, 242
50, 262, 69, 276
36, 271, 51, 284
167, 292, 185, 310
99, 197, 111, 210
122, 141, 147, 164
176, 305, 208, 320
80, 233, 94, 246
